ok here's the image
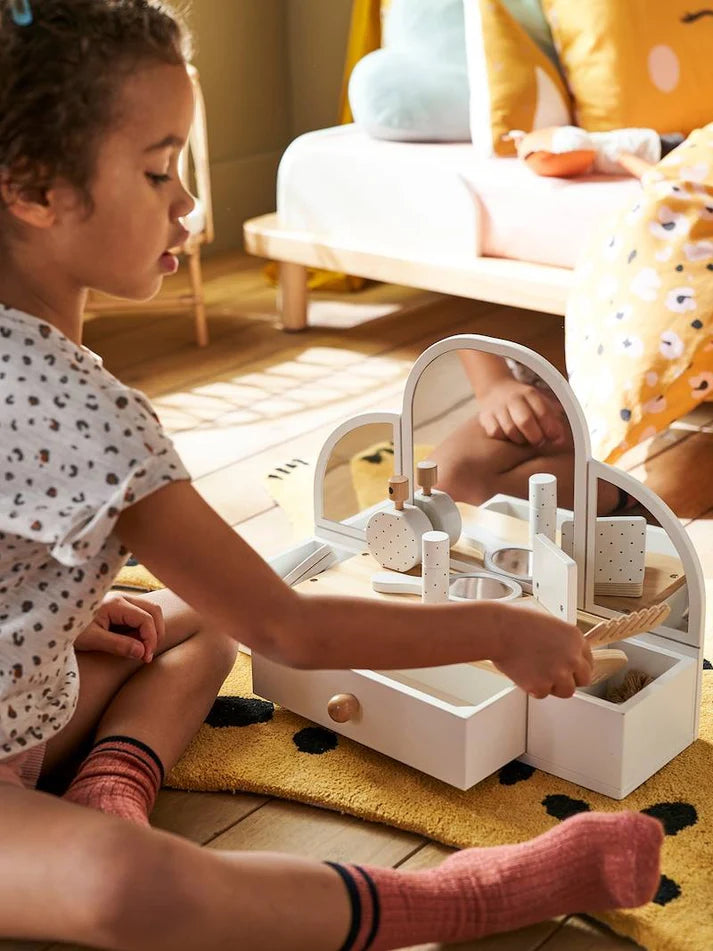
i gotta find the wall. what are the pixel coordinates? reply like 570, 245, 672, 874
286, 0, 352, 139
189, 0, 352, 253
189, 0, 290, 253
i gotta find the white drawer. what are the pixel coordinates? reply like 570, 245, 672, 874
523, 638, 698, 799
252, 656, 526, 790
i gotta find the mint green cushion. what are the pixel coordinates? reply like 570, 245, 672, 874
348, 0, 556, 143
349, 50, 469, 142
349, 0, 470, 142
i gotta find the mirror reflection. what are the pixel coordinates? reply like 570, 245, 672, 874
593, 478, 688, 633
322, 423, 395, 524
410, 346, 584, 585
420, 349, 578, 508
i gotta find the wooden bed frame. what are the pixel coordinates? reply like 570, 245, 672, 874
243, 212, 575, 332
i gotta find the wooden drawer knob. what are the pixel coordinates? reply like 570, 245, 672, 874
327, 693, 360, 723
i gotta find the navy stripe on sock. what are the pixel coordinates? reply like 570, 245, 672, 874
88, 746, 162, 781
352, 866, 380, 950
325, 862, 362, 951
93, 735, 165, 782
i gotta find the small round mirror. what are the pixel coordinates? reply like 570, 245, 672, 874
449, 572, 521, 602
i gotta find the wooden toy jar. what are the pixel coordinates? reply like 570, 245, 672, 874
252, 335, 705, 800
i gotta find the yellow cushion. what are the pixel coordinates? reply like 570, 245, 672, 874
542, 0, 713, 134
466, 0, 572, 157
339, 0, 384, 125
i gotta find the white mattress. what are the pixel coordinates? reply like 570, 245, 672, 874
277, 125, 642, 270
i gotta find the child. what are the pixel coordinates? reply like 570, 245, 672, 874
431, 350, 625, 513
0, 2, 663, 949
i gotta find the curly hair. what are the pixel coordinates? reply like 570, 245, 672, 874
0, 0, 192, 210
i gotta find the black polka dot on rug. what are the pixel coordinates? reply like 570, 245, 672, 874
498, 760, 536, 785
292, 726, 338, 754
205, 696, 274, 728
125, 556, 139, 566
541, 794, 591, 820
703, 658, 712, 670
641, 802, 698, 836
653, 874, 682, 906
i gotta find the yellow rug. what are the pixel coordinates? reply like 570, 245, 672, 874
162, 648, 712, 951
115, 482, 713, 951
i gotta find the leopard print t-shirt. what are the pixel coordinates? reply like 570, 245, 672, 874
0, 306, 189, 760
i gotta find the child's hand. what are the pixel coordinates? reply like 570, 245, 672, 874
478, 379, 567, 447
74, 593, 165, 663
490, 606, 592, 699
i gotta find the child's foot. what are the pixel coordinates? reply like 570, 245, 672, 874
440, 810, 663, 932
332, 810, 663, 950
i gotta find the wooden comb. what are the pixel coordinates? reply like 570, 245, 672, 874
584, 602, 671, 649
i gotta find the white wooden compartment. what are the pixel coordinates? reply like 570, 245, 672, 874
523, 638, 698, 799
251, 335, 705, 800
252, 654, 526, 790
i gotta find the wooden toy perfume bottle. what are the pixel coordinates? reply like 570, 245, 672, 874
413, 461, 461, 545
365, 475, 433, 571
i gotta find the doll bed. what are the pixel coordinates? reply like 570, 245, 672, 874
276, 125, 640, 269
246, 124, 641, 330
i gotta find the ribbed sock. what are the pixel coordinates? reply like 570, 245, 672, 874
327, 811, 663, 951
62, 735, 164, 826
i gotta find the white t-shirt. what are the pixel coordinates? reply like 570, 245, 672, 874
0, 305, 189, 760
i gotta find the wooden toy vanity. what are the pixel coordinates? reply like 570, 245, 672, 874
252, 335, 705, 800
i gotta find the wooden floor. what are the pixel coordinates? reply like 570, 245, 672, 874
10, 252, 713, 951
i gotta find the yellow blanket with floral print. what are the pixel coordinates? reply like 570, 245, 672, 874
566, 123, 713, 464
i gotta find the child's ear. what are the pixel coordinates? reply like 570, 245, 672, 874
0, 176, 57, 228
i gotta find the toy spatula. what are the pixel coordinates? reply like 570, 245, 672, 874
584, 602, 671, 649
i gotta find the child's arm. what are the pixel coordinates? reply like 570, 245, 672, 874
116, 481, 591, 699
459, 351, 566, 447
459, 350, 514, 398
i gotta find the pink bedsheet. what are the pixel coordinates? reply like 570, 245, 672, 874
277, 126, 642, 269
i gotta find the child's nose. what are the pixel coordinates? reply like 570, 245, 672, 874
175, 182, 195, 220
171, 179, 196, 218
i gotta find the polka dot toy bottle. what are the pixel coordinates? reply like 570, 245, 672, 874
365, 475, 434, 572
421, 530, 451, 603
413, 460, 462, 546
528, 473, 557, 550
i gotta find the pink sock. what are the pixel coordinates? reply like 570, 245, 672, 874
328, 811, 663, 951
62, 735, 163, 826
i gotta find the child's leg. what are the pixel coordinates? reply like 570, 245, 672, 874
0, 784, 662, 951
40, 589, 238, 820
432, 416, 621, 513
0, 783, 350, 949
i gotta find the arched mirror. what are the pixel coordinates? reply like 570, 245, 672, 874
585, 462, 704, 652
315, 412, 402, 540
401, 335, 590, 602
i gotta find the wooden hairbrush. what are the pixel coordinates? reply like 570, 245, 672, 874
584, 602, 671, 649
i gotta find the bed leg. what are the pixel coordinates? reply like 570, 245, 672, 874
278, 261, 308, 331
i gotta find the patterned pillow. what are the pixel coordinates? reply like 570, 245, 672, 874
542, 0, 713, 134
465, 0, 572, 157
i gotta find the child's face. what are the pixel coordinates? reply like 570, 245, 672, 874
54, 62, 196, 301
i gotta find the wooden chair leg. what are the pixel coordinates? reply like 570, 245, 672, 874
278, 261, 308, 331
187, 247, 209, 347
